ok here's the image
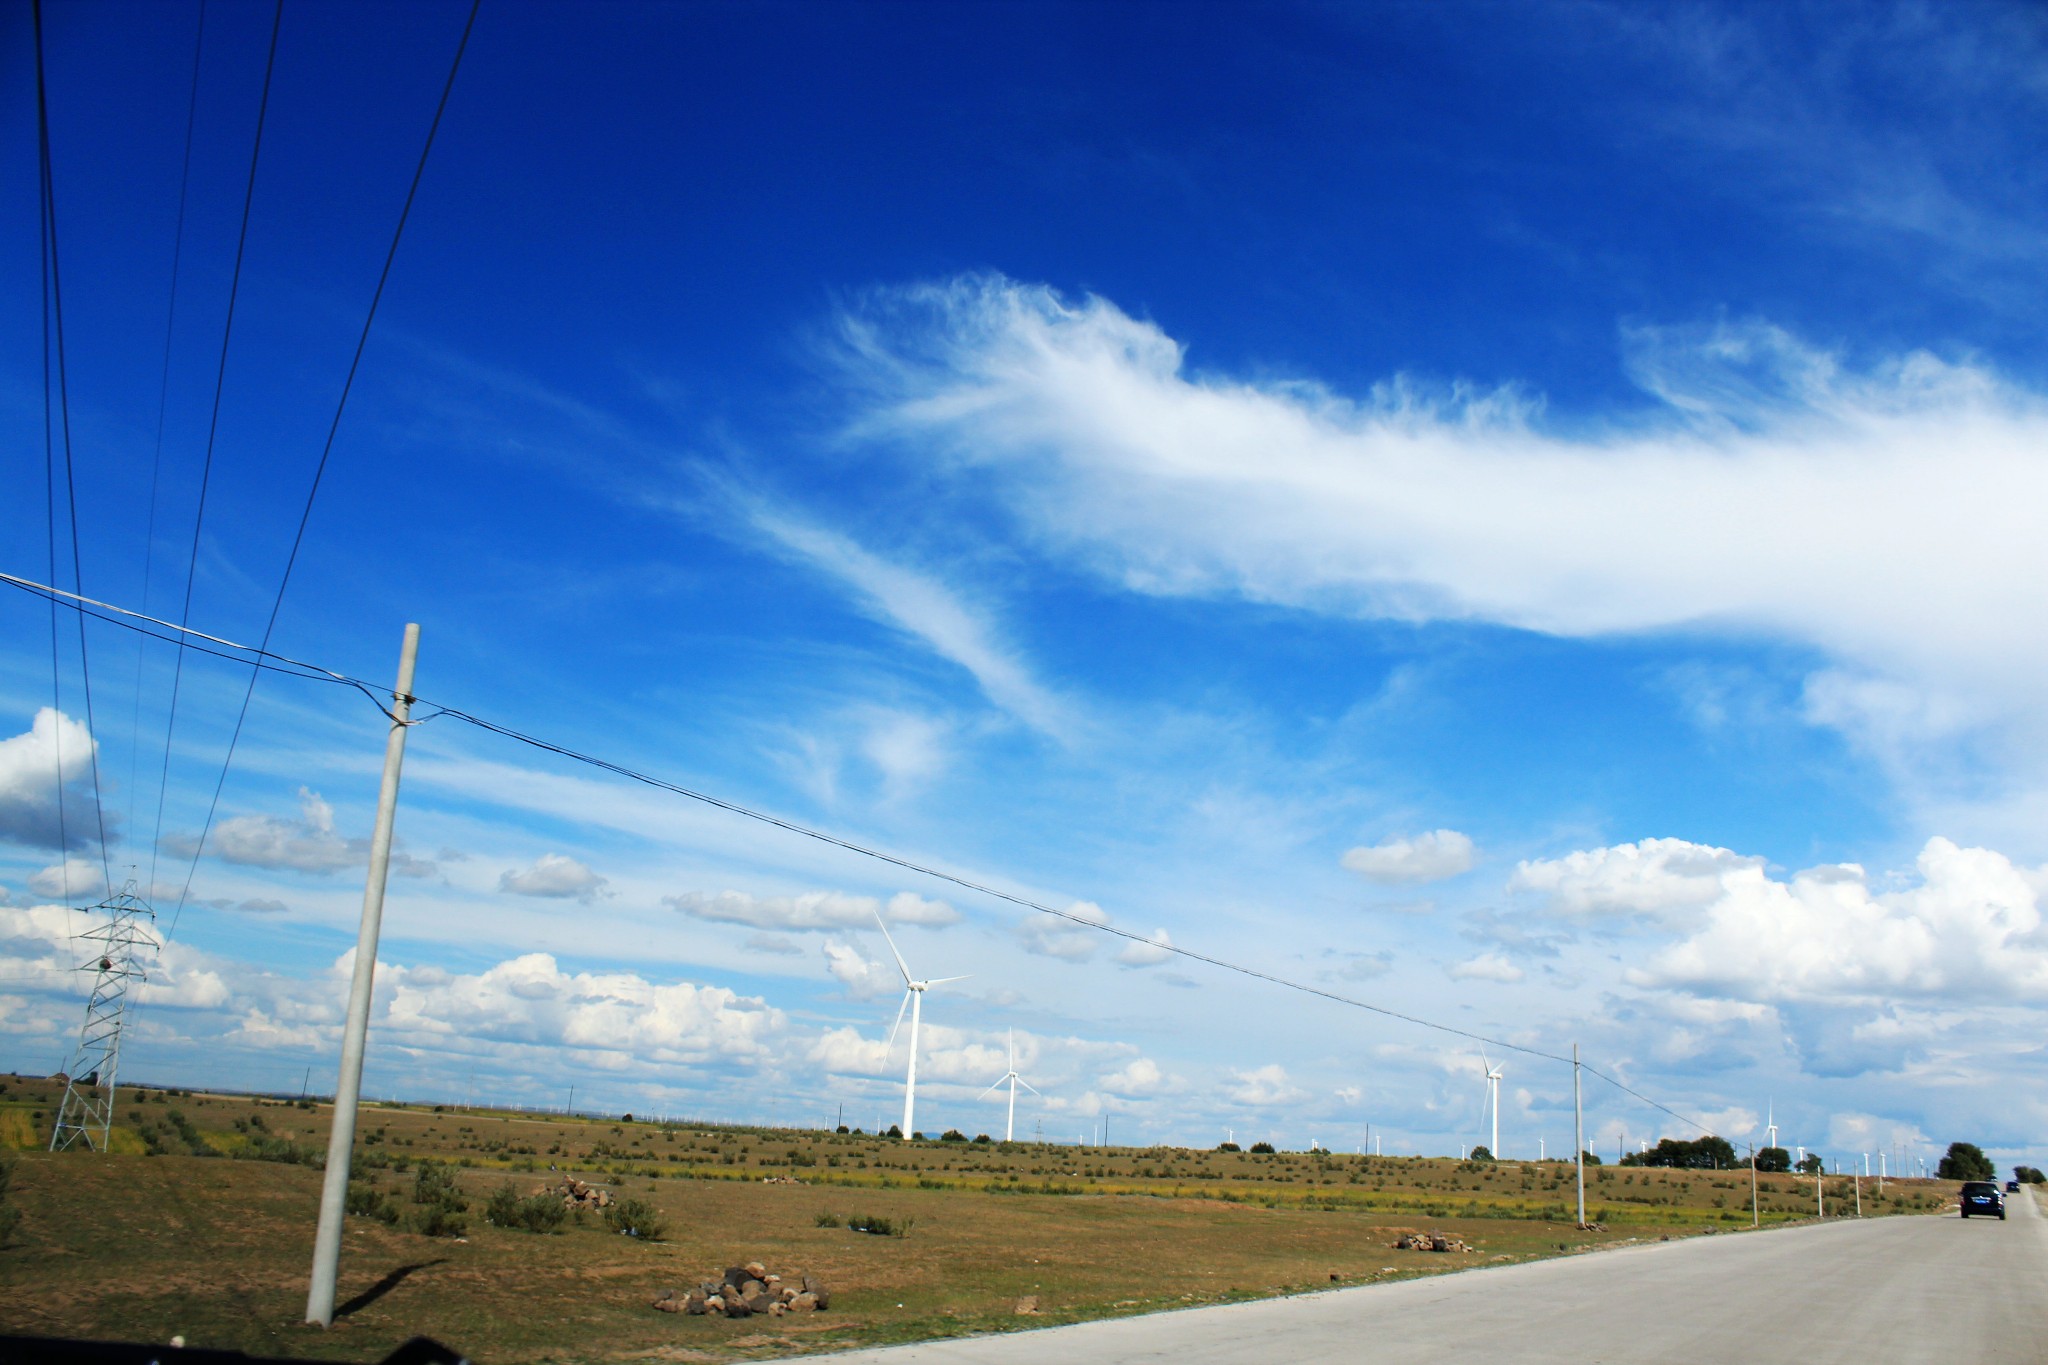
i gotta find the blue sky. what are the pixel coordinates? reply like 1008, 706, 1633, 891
5, 0, 2048, 1169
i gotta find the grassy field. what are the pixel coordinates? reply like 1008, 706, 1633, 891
0, 1073, 1953, 1362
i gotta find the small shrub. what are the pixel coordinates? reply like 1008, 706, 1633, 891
940, 1129, 967, 1143
485, 1182, 566, 1234
413, 1160, 464, 1207
973, 1133, 993, 1144
847, 1213, 913, 1237
1249, 1142, 1276, 1154
814, 1211, 842, 1227
345, 1183, 399, 1225
603, 1196, 667, 1240
1217, 1142, 1241, 1153
409, 1203, 468, 1237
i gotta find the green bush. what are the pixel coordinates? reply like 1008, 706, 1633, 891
345, 1182, 399, 1225
814, 1211, 842, 1227
847, 1213, 913, 1237
603, 1196, 667, 1240
485, 1182, 567, 1234
1249, 1142, 1276, 1154
408, 1203, 468, 1237
413, 1160, 464, 1207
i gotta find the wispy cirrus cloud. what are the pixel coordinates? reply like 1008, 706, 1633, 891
834, 276, 2048, 814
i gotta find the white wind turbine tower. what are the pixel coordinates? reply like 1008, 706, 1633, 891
1766, 1100, 1779, 1152
874, 911, 968, 1141
1481, 1051, 1505, 1158
981, 1029, 1039, 1142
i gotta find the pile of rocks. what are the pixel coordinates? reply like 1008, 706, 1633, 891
652, 1261, 831, 1318
1392, 1232, 1470, 1253
550, 1178, 613, 1211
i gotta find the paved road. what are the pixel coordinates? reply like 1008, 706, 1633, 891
830, 1189, 2048, 1363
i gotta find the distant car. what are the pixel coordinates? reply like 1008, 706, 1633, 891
1960, 1181, 2005, 1219
2007, 1179, 2021, 1192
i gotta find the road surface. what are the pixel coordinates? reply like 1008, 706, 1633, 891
830, 1189, 2047, 1363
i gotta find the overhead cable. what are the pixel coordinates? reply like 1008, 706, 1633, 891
127, 0, 211, 842
34, 0, 112, 892
148, 0, 284, 898
165, 0, 484, 942
7, 570, 1737, 1133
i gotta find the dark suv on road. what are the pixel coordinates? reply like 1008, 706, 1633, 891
1961, 1181, 2005, 1219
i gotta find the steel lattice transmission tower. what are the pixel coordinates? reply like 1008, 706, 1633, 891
50, 878, 159, 1152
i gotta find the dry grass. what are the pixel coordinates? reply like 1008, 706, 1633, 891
0, 1074, 1951, 1362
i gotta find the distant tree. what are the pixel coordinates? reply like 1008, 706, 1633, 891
940, 1129, 967, 1143
885, 1124, 903, 1139
1795, 1153, 1824, 1175
1216, 1142, 1241, 1152
1937, 1142, 1995, 1182
1468, 1145, 1495, 1162
972, 1133, 993, 1144
1621, 1136, 1738, 1170
1248, 1141, 1276, 1154
2014, 1166, 2045, 1184
1755, 1146, 1792, 1173
835, 1125, 850, 1134
1579, 1151, 1602, 1166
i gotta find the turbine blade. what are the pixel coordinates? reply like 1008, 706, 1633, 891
981, 1079, 1006, 1098
1018, 1078, 1041, 1096
926, 974, 971, 986
885, 989, 911, 1053
872, 908, 915, 986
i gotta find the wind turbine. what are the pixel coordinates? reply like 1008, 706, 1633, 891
874, 911, 967, 1141
981, 1029, 1039, 1142
1765, 1101, 1779, 1153
1481, 1051, 1505, 1157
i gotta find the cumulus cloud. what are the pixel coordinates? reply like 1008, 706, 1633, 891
0, 708, 103, 850
1343, 830, 1476, 884
378, 951, 782, 1064
1448, 952, 1525, 983
1511, 839, 1764, 922
1017, 901, 1108, 961
821, 941, 898, 998
1100, 1057, 1163, 1094
1228, 1063, 1308, 1107
1640, 836, 2048, 1004
840, 277, 2048, 793
668, 888, 958, 932
180, 788, 438, 878
28, 858, 105, 899
499, 853, 609, 900
1115, 928, 1174, 967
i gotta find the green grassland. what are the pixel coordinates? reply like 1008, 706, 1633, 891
0, 1074, 1952, 1362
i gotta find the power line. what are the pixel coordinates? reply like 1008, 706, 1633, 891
34, 0, 112, 893
165, 0, 483, 942
147, 0, 283, 899
127, 0, 211, 844
5, 570, 1732, 1135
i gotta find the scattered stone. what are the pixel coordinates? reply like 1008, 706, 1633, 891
661, 1260, 832, 1320
1015, 1295, 1041, 1315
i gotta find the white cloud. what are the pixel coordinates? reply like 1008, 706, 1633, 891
1640, 836, 2048, 1004
378, 951, 783, 1064
0, 708, 100, 849
1228, 1063, 1308, 1107
841, 278, 2048, 795
1510, 838, 1763, 921
28, 858, 105, 899
1335, 1084, 1363, 1104
183, 788, 439, 879
744, 932, 804, 956
821, 940, 898, 998
498, 852, 609, 900
1017, 901, 1108, 961
1115, 927, 1174, 967
1343, 830, 1476, 884
1448, 952, 1525, 983
1100, 1057, 1163, 1094
740, 499, 1074, 739
667, 888, 958, 932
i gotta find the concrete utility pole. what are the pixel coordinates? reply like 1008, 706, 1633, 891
305, 624, 420, 1328
1817, 1168, 1825, 1218
1573, 1043, 1586, 1227
1749, 1142, 1759, 1228
1854, 1170, 1862, 1217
